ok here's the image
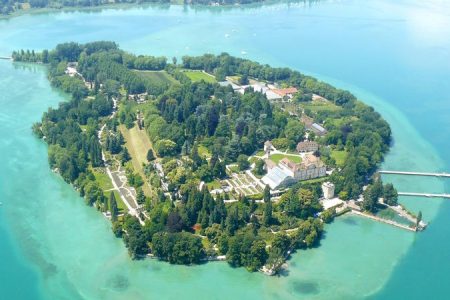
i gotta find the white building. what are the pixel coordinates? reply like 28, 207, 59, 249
322, 182, 335, 199
261, 154, 326, 189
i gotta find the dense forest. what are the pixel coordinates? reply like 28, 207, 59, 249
24, 41, 391, 273
0, 0, 264, 15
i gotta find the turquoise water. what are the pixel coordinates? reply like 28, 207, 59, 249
0, 1, 449, 299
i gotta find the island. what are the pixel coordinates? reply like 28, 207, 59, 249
13, 41, 424, 275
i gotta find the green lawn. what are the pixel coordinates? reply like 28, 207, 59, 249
255, 150, 266, 157
107, 190, 127, 213
206, 180, 221, 190
92, 169, 114, 190
270, 153, 302, 164
300, 177, 327, 185
119, 124, 153, 197
331, 150, 348, 167
228, 165, 240, 174
184, 71, 217, 83
301, 101, 341, 114
134, 70, 177, 85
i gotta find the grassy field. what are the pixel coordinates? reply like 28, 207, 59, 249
255, 150, 266, 157
92, 169, 114, 190
301, 101, 341, 114
107, 190, 127, 213
184, 71, 217, 83
301, 177, 327, 185
92, 169, 127, 213
206, 180, 221, 190
270, 153, 302, 164
134, 70, 177, 85
119, 124, 153, 196
331, 150, 348, 166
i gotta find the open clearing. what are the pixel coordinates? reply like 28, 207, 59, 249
92, 168, 114, 190
301, 100, 341, 113
331, 150, 348, 166
184, 71, 217, 83
270, 153, 302, 164
134, 70, 177, 85
119, 124, 153, 196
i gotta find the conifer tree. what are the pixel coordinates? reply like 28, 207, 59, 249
110, 192, 118, 222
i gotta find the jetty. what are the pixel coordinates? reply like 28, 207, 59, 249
0, 56, 12, 60
398, 192, 450, 199
350, 210, 417, 232
379, 170, 450, 178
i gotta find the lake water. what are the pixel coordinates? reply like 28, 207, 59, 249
1, 1, 450, 299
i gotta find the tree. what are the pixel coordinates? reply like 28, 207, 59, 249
254, 159, 266, 176
239, 74, 249, 85
136, 188, 146, 205
248, 240, 268, 271
147, 149, 155, 162
263, 189, 272, 226
122, 147, 131, 163
155, 139, 177, 157
152, 232, 205, 264
226, 206, 239, 235
237, 154, 250, 171
110, 192, 118, 222
383, 183, 398, 206
263, 185, 272, 225
267, 233, 291, 271
371, 179, 384, 201
166, 211, 184, 232
283, 120, 305, 149
362, 185, 377, 212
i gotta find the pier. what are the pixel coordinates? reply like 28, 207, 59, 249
398, 192, 450, 199
379, 170, 450, 178
0, 56, 12, 60
350, 210, 417, 232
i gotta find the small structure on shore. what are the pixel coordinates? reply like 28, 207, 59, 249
264, 140, 274, 156
322, 182, 335, 199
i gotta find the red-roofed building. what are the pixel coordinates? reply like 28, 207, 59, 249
272, 87, 298, 98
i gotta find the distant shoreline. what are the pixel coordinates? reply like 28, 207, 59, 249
0, 0, 304, 20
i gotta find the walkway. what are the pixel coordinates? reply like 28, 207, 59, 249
350, 210, 417, 232
398, 192, 450, 199
380, 170, 450, 178
98, 97, 145, 225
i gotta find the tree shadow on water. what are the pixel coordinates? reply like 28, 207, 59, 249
290, 280, 320, 295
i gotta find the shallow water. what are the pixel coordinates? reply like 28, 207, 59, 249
0, 1, 449, 299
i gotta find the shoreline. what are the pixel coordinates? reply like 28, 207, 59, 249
0, 0, 309, 21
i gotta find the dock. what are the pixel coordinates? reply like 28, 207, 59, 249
350, 210, 417, 232
398, 192, 450, 199
379, 170, 450, 178
0, 56, 12, 60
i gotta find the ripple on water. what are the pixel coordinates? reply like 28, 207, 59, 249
291, 280, 320, 295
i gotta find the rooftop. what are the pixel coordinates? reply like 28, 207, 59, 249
312, 123, 326, 133
261, 166, 290, 189
272, 87, 298, 97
